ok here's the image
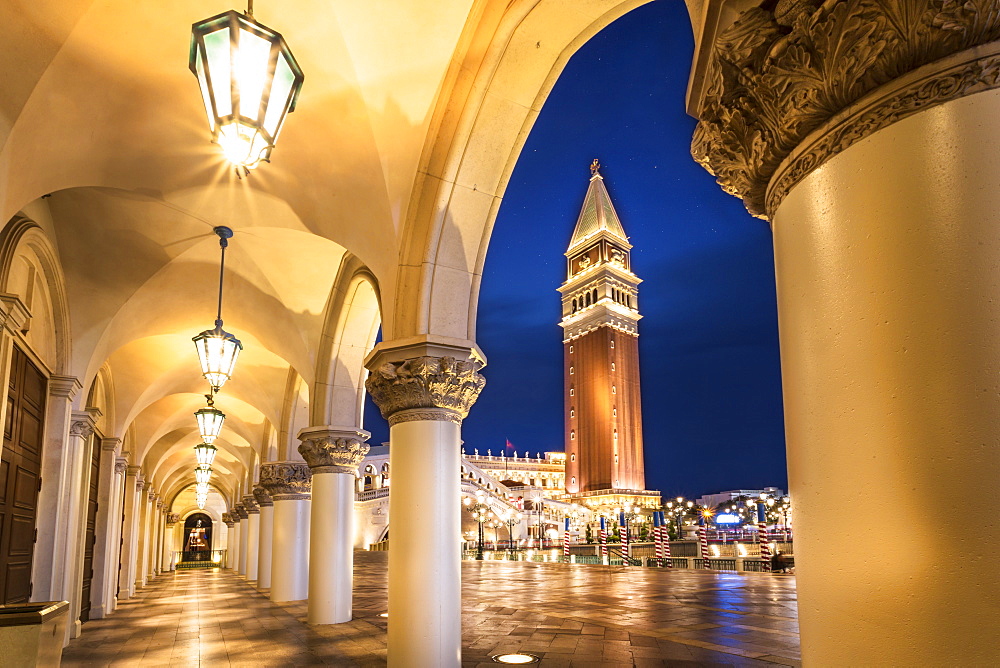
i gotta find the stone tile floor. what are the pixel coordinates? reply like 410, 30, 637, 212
62, 552, 799, 667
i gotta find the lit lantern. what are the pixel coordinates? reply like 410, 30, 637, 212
189, 5, 304, 170
197, 495, 207, 510
194, 442, 218, 467
196, 482, 210, 496
195, 467, 213, 484
193, 227, 242, 392
195, 400, 225, 444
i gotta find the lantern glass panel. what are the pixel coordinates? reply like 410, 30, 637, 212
203, 27, 232, 116
197, 497, 207, 510
195, 467, 212, 484
264, 53, 294, 136
235, 27, 272, 118
194, 48, 215, 129
193, 328, 242, 391
196, 482, 210, 495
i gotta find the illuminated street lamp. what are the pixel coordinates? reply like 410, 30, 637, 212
464, 490, 490, 561
192, 227, 242, 393
189, 1, 305, 171
195, 396, 226, 444
194, 442, 218, 467
194, 466, 213, 484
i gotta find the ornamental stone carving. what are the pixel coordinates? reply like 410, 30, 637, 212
365, 356, 485, 424
134, 473, 145, 491
69, 418, 95, 439
242, 495, 259, 514
234, 503, 248, 519
691, 0, 1000, 219
259, 461, 312, 500
166, 513, 180, 526
115, 459, 128, 475
222, 512, 234, 526
298, 429, 370, 475
252, 485, 273, 507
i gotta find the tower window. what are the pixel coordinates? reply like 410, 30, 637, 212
613, 408, 617, 417
572, 298, 577, 312
612, 385, 616, 394
570, 388, 574, 396
611, 363, 615, 371
569, 345, 574, 353
610, 340, 615, 349
585, 293, 591, 307
570, 453, 575, 462
570, 409, 575, 418
593, 288, 598, 302
571, 476, 576, 486
569, 366, 574, 375
614, 430, 618, 440
615, 455, 619, 463
570, 431, 576, 441
626, 295, 631, 308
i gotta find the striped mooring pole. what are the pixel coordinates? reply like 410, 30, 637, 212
619, 511, 630, 564
653, 512, 664, 564
599, 516, 608, 562
757, 501, 771, 572
698, 517, 711, 569
660, 512, 673, 568
563, 517, 570, 560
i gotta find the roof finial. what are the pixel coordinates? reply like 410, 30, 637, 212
590, 158, 600, 176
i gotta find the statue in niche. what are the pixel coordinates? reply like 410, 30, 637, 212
610, 249, 625, 266
186, 519, 208, 551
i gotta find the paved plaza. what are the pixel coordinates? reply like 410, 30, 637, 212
62, 552, 800, 667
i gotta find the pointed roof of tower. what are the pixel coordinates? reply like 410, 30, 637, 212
567, 160, 629, 253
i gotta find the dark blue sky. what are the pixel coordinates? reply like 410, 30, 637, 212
366, 0, 787, 500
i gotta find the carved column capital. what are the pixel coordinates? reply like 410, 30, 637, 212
115, 459, 128, 475
101, 437, 121, 452
222, 512, 235, 526
259, 461, 312, 500
691, 0, 1000, 219
297, 426, 371, 474
0, 293, 31, 334
49, 375, 82, 400
252, 484, 273, 507
365, 355, 485, 425
233, 502, 248, 519
242, 495, 260, 514
70, 409, 100, 439
166, 513, 180, 525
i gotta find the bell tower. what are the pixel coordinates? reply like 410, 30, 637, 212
560, 161, 647, 499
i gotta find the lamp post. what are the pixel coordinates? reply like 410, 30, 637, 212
532, 493, 545, 549
189, 1, 305, 172
463, 491, 490, 561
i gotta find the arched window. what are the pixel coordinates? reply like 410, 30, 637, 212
569, 366, 574, 375
610, 340, 615, 349
570, 388, 574, 396
593, 288, 598, 302
570, 453, 575, 462
572, 298, 577, 312
626, 295, 631, 308
570, 431, 576, 440
570, 408, 575, 418
585, 292, 591, 307
612, 385, 616, 394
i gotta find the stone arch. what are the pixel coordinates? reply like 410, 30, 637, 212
312, 254, 382, 428
0, 215, 71, 375
390, 0, 650, 343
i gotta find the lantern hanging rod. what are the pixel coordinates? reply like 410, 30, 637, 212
246, 0, 253, 17
214, 226, 233, 326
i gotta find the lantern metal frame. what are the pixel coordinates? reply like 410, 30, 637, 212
189, 3, 305, 170
193, 226, 243, 393
195, 395, 226, 444
194, 442, 218, 467
194, 466, 213, 484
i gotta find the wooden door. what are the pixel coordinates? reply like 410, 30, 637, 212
0, 346, 47, 604
79, 435, 101, 622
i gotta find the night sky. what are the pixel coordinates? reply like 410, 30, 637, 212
365, 0, 787, 500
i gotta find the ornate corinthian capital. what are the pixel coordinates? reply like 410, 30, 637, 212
166, 513, 180, 526
691, 0, 1000, 219
222, 512, 234, 526
259, 461, 312, 500
298, 427, 371, 474
365, 355, 485, 425
242, 495, 259, 514
234, 503, 248, 519
252, 485, 273, 507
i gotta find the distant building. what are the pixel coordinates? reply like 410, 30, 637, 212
696, 487, 785, 510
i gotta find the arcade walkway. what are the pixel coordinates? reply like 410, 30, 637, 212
62, 552, 800, 667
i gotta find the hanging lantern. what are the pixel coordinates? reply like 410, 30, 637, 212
197, 496, 207, 510
189, 3, 305, 170
193, 227, 242, 393
195, 396, 225, 444
194, 442, 218, 467
196, 482, 210, 496
195, 467, 213, 484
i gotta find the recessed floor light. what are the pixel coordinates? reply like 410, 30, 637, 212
491, 653, 540, 664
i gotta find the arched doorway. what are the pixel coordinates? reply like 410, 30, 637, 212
183, 513, 213, 560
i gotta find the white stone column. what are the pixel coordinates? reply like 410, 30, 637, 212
366, 350, 485, 668
235, 502, 249, 576
229, 514, 241, 571
690, 5, 1000, 664
105, 456, 127, 611
222, 514, 236, 569
119, 468, 143, 598
136, 485, 154, 588
153, 500, 164, 576
88, 438, 121, 620
163, 514, 178, 571
253, 486, 274, 590
65, 411, 99, 640
242, 494, 260, 581
260, 462, 311, 602
298, 427, 370, 624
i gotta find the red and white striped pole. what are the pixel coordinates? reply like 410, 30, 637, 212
563, 517, 570, 561
757, 501, 771, 572
653, 512, 663, 565
599, 516, 608, 562
661, 513, 672, 568
619, 511, 630, 564
698, 519, 711, 569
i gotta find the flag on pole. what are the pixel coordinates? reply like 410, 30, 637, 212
599, 516, 608, 561
563, 517, 570, 559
